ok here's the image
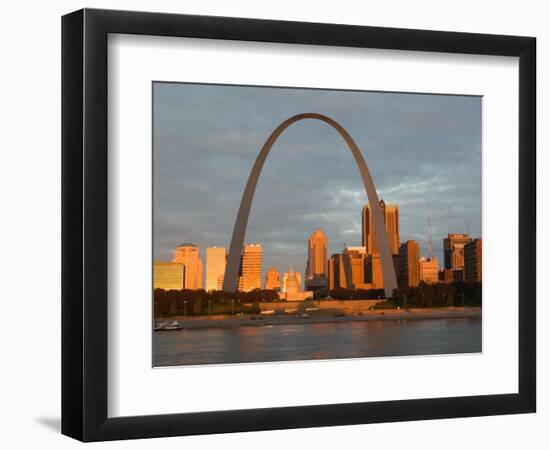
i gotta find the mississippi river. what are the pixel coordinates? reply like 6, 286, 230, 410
154, 317, 481, 367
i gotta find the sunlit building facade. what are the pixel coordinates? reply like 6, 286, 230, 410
398, 240, 420, 288
362, 200, 400, 256
365, 253, 383, 290
217, 274, 224, 290
282, 269, 302, 293
265, 266, 280, 291
464, 238, 482, 283
153, 261, 184, 290
342, 246, 371, 290
173, 243, 203, 290
305, 229, 328, 290
326, 247, 383, 291
237, 244, 262, 292
279, 268, 313, 301
419, 257, 440, 284
328, 254, 348, 290
443, 233, 472, 270
205, 246, 226, 292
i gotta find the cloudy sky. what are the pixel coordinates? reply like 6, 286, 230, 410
153, 82, 481, 279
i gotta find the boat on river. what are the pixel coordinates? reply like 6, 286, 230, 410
156, 320, 184, 331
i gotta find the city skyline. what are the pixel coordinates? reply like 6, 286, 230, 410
153, 82, 482, 276
154, 219, 480, 292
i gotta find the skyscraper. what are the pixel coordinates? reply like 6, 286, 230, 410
237, 244, 262, 292
328, 253, 351, 290
343, 246, 369, 290
205, 246, 226, 292
173, 243, 203, 290
328, 254, 344, 290
305, 229, 328, 290
464, 238, 482, 283
265, 266, 280, 291
362, 200, 400, 255
398, 240, 420, 288
443, 233, 472, 270
365, 253, 384, 289
328, 249, 383, 291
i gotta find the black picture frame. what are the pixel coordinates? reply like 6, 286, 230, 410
62, 8, 536, 442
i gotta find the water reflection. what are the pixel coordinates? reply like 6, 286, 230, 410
154, 318, 481, 367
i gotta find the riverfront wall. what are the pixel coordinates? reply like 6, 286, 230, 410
259, 299, 382, 313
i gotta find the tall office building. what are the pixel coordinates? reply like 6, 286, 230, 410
328, 254, 345, 290
328, 253, 352, 290
305, 229, 328, 290
328, 248, 383, 291
365, 253, 384, 290
153, 262, 184, 290
343, 246, 369, 290
237, 244, 262, 292
342, 248, 385, 291
265, 266, 280, 291
173, 243, 203, 290
419, 257, 439, 284
398, 240, 420, 288
362, 200, 400, 255
205, 246, 226, 292
464, 238, 482, 283
443, 233, 472, 270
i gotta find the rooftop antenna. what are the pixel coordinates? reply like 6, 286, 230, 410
467, 222, 471, 236
427, 204, 434, 260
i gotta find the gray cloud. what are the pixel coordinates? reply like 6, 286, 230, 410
153, 83, 481, 278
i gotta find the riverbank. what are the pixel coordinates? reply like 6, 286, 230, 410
155, 306, 481, 330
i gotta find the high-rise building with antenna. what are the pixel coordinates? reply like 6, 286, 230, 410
419, 208, 439, 284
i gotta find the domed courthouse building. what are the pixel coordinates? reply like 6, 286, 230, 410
278, 268, 313, 301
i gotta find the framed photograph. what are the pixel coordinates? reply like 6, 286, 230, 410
62, 8, 536, 441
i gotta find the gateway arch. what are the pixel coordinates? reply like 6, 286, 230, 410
222, 113, 398, 298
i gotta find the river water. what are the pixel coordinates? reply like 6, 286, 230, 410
153, 318, 481, 367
